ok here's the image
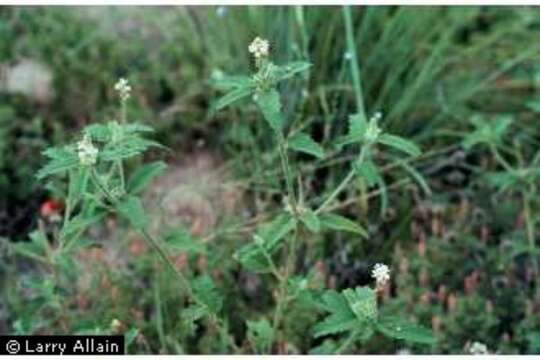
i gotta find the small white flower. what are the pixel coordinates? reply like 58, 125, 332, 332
469, 341, 489, 355
248, 37, 270, 59
371, 263, 391, 288
114, 77, 131, 101
77, 134, 98, 166
344, 51, 352, 61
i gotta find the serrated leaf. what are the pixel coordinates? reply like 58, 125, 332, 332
313, 290, 358, 338
343, 287, 377, 322
376, 316, 436, 345
319, 213, 367, 238
127, 161, 167, 195
60, 212, 104, 240
235, 243, 273, 273
300, 208, 320, 233
253, 89, 284, 133
100, 136, 160, 162
247, 318, 274, 353
215, 87, 253, 111
192, 275, 223, 314
36, 147, 79, 179
354, 159, 381, 187
349, 113, 368, 138
288, 132, 324, 159
334, 113, 368, 148
68, 167, 89, 204
378, 134, 421, 157
116, 196, 148, 229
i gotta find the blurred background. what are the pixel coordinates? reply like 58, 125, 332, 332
0, 6, 539, 354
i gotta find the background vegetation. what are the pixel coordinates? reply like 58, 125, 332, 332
0, 6, 539, 354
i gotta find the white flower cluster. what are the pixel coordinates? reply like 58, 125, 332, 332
469, 341, 489, 355
114, 77, 131, 101
77, 134, 98, 166
248, 37, 270, 59
371, 263, 391, 288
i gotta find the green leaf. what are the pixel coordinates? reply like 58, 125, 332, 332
354, 159, 381, 187
247, 318, 274, 353
68, 167, 89, 204
378, 134, 421, 157
349, 113, 368, 138
214, 87, 253, 111
288, 132, 324, 159
300, 208, 320, 233
60, 212, 105, 240
211, 74, 255, 91
234, 214, 295, 273
235, 243, 273, 273
313, 290, 358, 338
376, 316, 436, 345
275, 61, 312, 81
100, 136, 160, 162
192, 275, 223, 314
396, 159, 432, 196
319, 213, 367, 238
256, 213, 296, 250
116, 196, 148, 229
11, 231, 49, 262
127, 161, 167, 195
334, 113, 368, 147
343, 287, 377, 322
463, 115, 511, 150
37, 146, 79, 179
164, 228, 206, 255
253, 89, 284, 133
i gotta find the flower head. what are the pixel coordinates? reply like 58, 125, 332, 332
248, 37, 270, 59
371, 263, 391, 288
468, 341, 489, 355
114, 77, 131, 101
77, 134, 98, 166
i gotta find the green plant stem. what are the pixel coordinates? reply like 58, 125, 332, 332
277, 133, 297, 206
336, 330, 359, 354
316, 145, 368, 214
343, 6, 366, 117
270, 227, 298, 354
270, 132, 300, 353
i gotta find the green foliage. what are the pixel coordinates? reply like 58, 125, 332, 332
126, 161, 167, 195
116, 196, 149, 230
6, 6, 539, 355
247, 318, 274, 353
253, 89, 285, 133
319, 213, 368, 237
287, 132, 324, 159
376, 316, 436, 345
